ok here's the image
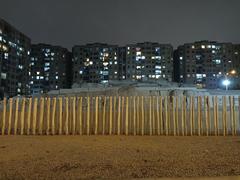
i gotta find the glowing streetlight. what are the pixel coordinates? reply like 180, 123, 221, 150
230, 70, 236, 75
222, 79, 230, 90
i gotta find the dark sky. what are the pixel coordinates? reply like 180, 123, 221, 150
0, 0, 240, 50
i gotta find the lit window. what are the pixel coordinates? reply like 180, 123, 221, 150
30, 81, 33, 84
201, 45, 205, 49
114, 61, 117, 64
37, 71, 40, 75
1, 73, 7, 79
212, 45, 216, 49
191, 45, 195, 49
136, 51, 141, 56
207, 45, 211, 48
56, 76, 59, 80
79, 70, 83, 74
180, 56, 183, 60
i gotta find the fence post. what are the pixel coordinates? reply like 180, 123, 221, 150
157, 96, 160, 135
51, 97, 56, 135
172, 96, 176, 136
189, 96, 193, 136
141, 96, 144, 135
165, 96, 168, 136
192, 97, 195, 135
117, 96, 121, 135
95, 96, 99, 135
32, 98, 38, 135
71, 97, 76, 135
1, 98, 6, 135
233, 97, 236, 136
14, 98, 19, 135
133, 96, 136, 135
149, 96, 152, 135
39, 97, 44, 135
27, 98, 32, 135
58, 97, 63, 135
159, 96, 163, 135
222, 96, 226, 136
78, 97, 83, 135
113, 96, 116, 134
152, 96, 155, 135
181, 96, 184, 136
137, 96, 140, 135
214, 96, 217, 136
46, 98, 51, 135
184, 96, 187, 135
197, 96, 201, 136
8, 98, 13, 135
102, 96, 106, 135
20, 98, 25, 135
109, 96, 113, 135
204, 96, 208, 136
125, 96, 129, 135
230, 96, 234, 136
65, 97, 69, 135
87, 96, 90, 135
175, 96, 179, 136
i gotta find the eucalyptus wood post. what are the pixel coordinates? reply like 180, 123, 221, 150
72, 97, 76, 135
95, 96, 99, 135
183, 96, 187, 135
152, 96, 155, 135
32, 98, 38, 135
216, 96, 219, 135
172, 96, 176, 136
51, 97, 56, 135
65, 97, 69, 135
117, 96, 121, 135
197, 96, 201, 136
133, 96, 136, 135
192, 97, 195, 135
149, 96, 152, 135
102, 96, 106, 135
113, 96, 116, 134
159, 96, 163, 135
230, 96, 234, 136
121, 96, 125, 135
46, 98, 51, 135
168, 96, 171, 134
8, 98, 13, 135
175, 96, 179, 136
20, 98, 25, 135
58, 97, 63, 135
222, 96, 226, 136
125, 96, 129, 135
204, 96, 208, 136
141, 96, 144, 135
189, 96, 193, 136
233, 97, 236, 136
87, 96, 90, 135
39, 97, 44, 135
1, 98, 6, 135
156, 96, 160, 135
14, 98, 19, 135
213, 96, 217, 136
165, 96, 168, 136
109, 96, 113, 135
27, 98, 32, 135
78, 97, 83, 135
208, 97, 211, 135
181, 96, 184, 136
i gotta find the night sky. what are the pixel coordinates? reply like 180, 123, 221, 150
0, 0, 240, 49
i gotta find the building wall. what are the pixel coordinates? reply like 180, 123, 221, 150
72, 43, 120, 84
30, 44, 71, 94
174, 41, 239, 89
0, 18, 31, 97
125, 42, 173, 82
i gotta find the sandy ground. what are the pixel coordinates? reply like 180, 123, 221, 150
0, 136, 239, 179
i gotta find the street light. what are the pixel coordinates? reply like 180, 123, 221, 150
222, 79, 230, 90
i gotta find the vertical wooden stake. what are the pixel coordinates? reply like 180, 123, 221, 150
133, 96, 136, 135
121, 96, 125, 135
109, 96, 113, 135
39, 97, 44, 135
222, 96, 226, 136
152, 96, 155, 135
197, 96, 201, 136
175, 96, 179, 136
46, 98, 51, 135
181, 96, 184, 136
27, 98, 32, 135
192, 97, 195, 135
58, 97, 63, 135
72, 97, 76, 135
149, 96, 152, 135
95, 96, 99, 135
189, 96, 193, 136
183, 96, 187, 135
20, 98, 25, 135
8, 98, 13, 135
233, 97, 236, 136
208, 97, 211, 135
102, 96, 106, 135
172, 96, 176, 136
117, 96, 121, 135
87, 96, 90, 135
125, 96, 129, 135
65, 97, 69, 135
113, 96, 116, 134
137, 96, 140, 135
14, 98, 19, 135
51, 97, 56, 135
141, 96, 144, 135
78, 97, 83, 135
230, 96, 234, 136
204, 96, 209, 136
156, 96, 160, 135
159, 96, 163, 135
216, 96, 219, 136
32, 98, 38, 135
165, 96, 168, 136
1, 98, 6, 135
213, 96, 217, 136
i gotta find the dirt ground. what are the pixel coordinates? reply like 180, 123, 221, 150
0, 136, 239, 179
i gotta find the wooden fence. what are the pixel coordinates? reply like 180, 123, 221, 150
0, 96, 239, 136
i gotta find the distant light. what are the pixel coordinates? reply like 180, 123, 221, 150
222, 79, 230, 86
230, 70, 236, 75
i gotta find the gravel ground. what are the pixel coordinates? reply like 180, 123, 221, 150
0, 136, 239, 179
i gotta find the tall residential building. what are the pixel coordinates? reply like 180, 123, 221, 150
0, 18, 31, 97
174, 41, 239, 89
125, 42, 173, 82
72, 43, 120, 84
30, 44, 71, 94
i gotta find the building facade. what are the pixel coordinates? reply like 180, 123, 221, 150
0, 18, 31, 97
30, 44, 71, 94
125, 42, 173, 82
174, 41, 240, 89
72, 43, 120, 84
